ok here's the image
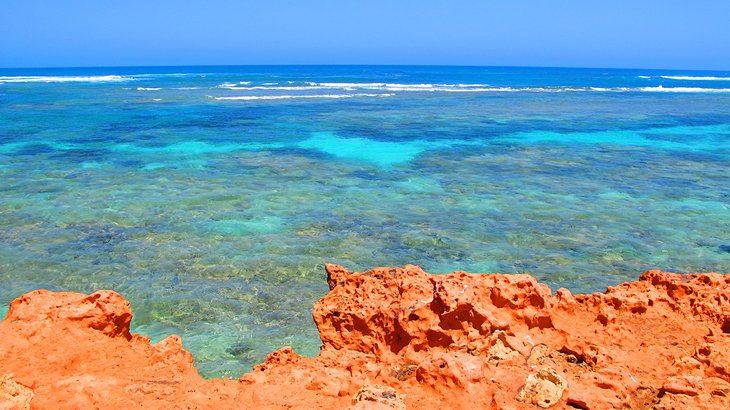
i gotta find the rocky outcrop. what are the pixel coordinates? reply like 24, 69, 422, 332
1, 265, 729, 409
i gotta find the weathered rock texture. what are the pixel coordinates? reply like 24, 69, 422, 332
1, 265, 729, 409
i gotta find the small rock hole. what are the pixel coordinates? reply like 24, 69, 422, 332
596, 313, 609, 326
567, 400, 588, 409
721, 318, 730, 334
630, 306, 647, 314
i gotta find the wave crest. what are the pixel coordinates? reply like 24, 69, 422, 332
213, 93, 395, 101
213, 82, 730, 94
660, 75, 730, 81
0, 75, 129, 83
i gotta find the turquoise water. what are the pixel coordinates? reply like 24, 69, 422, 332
1, 66, 729, 377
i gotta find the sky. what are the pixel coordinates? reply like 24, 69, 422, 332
1, 0, 729, 70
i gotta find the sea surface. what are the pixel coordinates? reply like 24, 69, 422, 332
1, 65, 729, 377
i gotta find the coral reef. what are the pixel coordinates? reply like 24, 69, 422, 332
1, 265, 729, 409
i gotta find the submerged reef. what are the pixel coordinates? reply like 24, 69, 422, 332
1, 264, 729, 409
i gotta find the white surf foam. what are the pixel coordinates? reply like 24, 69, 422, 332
438, 87, 516, 92
441, 85, 730, 93
0, 75, 129, 83
660, 75, 730, 81
214, 93, 395, 101
129, 73, 213, 79
137, 87, 161, 91
639, 85, 730, 93
213, 83, 730, 95
318, 82, 493, 92
220, 85, 326, 91
221, 82, 495, 92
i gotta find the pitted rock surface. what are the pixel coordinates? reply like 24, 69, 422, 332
1, 265, 729, 409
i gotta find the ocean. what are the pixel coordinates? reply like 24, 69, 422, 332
0, 65, 728, 377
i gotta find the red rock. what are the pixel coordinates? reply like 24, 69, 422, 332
1, 265, 729, 409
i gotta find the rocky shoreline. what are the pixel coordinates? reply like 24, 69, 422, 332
1, 264, 728, 409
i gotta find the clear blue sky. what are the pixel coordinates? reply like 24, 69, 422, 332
2, 0, 729, 69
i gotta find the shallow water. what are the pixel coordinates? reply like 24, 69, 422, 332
1, 66, 729, 377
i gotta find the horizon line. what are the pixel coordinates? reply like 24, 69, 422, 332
1, 63, 728, 72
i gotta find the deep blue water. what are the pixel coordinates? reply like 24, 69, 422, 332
1, 65, 729, 377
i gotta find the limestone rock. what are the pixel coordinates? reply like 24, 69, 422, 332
351, 385, 405, 410
0, 374, 33, 410
1, 265, 729, 409
516, 368, 568, 408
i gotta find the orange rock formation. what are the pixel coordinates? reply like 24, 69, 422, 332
1, 265, 729, 409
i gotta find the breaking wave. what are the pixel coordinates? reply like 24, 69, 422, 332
639, 86, 730, 93
213, 82, 730, 94
0, 75, 130, 83
660, 76, 730, 81
213, 93, 395, 101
